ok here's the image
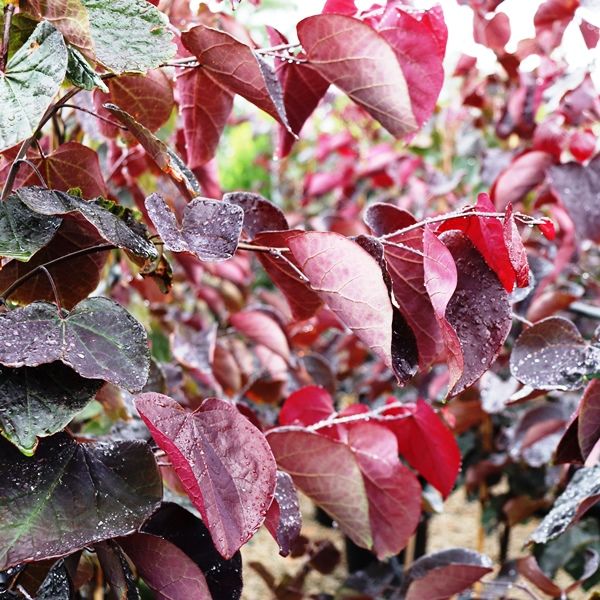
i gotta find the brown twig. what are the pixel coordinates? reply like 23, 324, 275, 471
0, 3, 15, 73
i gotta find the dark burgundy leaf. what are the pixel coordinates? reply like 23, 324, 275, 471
289, 232, 400, 379
135, 393, 277, 559
510, 317, 591, 390
145, 193, 243, 261
0, 433, 161, 570
503, 203, 529, 288
0, 216, 108, 310
143, 503, 243, 600
529, 464, 600, 544
119, 533, 211, 600
15, 187, 157, 261
95, 541, 140, 600
222, 191, 289, 239
578, 379, 600, 460
400, 548, 494, 600
0, 297, 150, 391
252, 230, 323, 321
549, 154, 600, 242
264, 471, 302, 557
297, 15, 417, 138
0, 363, 101, 456
176, 66, 234, 168
104, 104, 201, 198
555, 415, 584, 464
364, 202, 415, 237
0, 195, 61, 262
36, 560, 73, 600
442, 231, 511, 395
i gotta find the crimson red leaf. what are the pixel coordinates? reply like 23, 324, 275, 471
119, 533, 211, 600
549, 154, 600, 242
322, 0, 357, 15
278, 385, 335, 428
181, 25, 290, 129
578, 379, 600, 460
252, 230, 323, 321
297, 15, 417, 138
289, 232, 400, 379
510, 317, 590, 390
264, 471, 302, 557
422, 227, 463, 392
135, 393, 277, 559
400, 548, 493, 600
222, 191, 289, 238
176, 67, 234, 168
442, 231, 511, 395
145, 193, 243, 261
503, 203, 529, 288
384, 399, 460, 498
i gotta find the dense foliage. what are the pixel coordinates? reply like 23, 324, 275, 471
0, 0, 599, 598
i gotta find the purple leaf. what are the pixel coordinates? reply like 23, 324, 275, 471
264, 471, 302, 557
0, 297, 150, 391
222, 191, 289, 239
135, 393, 277, 559
578, 379, 600, 460
0, 433, 162, 570
145, 193, 243, 262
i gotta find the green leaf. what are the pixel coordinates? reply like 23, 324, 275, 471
66, 46, 108, 92
0, 432, 162, 570
0, 297, 151, 391
16, 187, 158, 260
0, 363, 101, 456
0, 21, 68, 153
0, 195, 61, 261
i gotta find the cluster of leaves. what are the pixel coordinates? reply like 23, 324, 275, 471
0, 0, 599, 598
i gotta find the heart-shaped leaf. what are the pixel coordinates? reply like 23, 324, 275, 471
0, 433, 162, 570
0, 195, 61, 262
0, 21, 68, 152
135, 393, 277, 559
0, 297, 150, 391
0, 363, 101, 456
145, 193, 243, 262
119, 533, 211, 600
15, 187, 157, 260
296, 15, 417, 138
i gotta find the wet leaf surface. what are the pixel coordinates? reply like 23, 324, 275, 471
264, 471, 302, 557
223, 191, 289, 239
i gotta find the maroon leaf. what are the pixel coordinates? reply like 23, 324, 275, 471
230, 309, 291, 363
503, 203, 529, 288
384, 399, 461, 498
252, 230, 323, 321
297, 15, 417, 138
145, 193, 243, 262
578, 379, 600, 460
442, 231, 511, 395
549, 154, 600, 243
267, 424, 421, 559
555, 415, 584, 465
264, 471, 302, 557
0, 297, 151, 391
400, 548, 494, 600
119, 533, 211, 600
181, 25, 290, 128
222, 191, 289, 238
422, 227, 463, 392
176, 67, 234, 168
288, 232, 399, 378
517, 555, 562, 596
135, 393, 277, 559
95, 541, 139, 600
510, 317, 590, 390
364, 202, 415, 237
278, 385, 335, 428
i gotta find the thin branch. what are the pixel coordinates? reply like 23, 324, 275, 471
512, 312, 533, 327
0, 243, 116, 302
58, 103, 129, 130
255, 42, 301, 55
481, 579, 542, 600
306, 400, 412, 432
264, 52, 307, 64
570, 301, 600, 320
237, 241, 290, 254
13, 158, 47, 188
16, 585, 34, 600
380, 238, 427, 259
0, 3, 15, 73
38, 266, 62, 313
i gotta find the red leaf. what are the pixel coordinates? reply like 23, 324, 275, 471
578, 379, 600, 460
288, 232, 397, 376
264, 471, 302, 557
364, 202, 415, 237
503, 204, 529, 288
119, 533, 211, 600
439, 192, 518, 292
296, 15, 417, 138
442, 232, 511, 395
252, 230, 323, 321
181, 25, 289, 127
322, 0, 357, 16
278, 385, 335, 428
230, 309, 291, 363
223, 191, 289, 238
473, 11, 510, 51
135, 393, 277, 559
517, 555, 563, 596
384, 399, 461, 498
176, 67, 234, 168
580, 19, 600, 49
569, 129, 596, 162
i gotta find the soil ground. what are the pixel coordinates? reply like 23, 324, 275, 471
241, 488, 589, 600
